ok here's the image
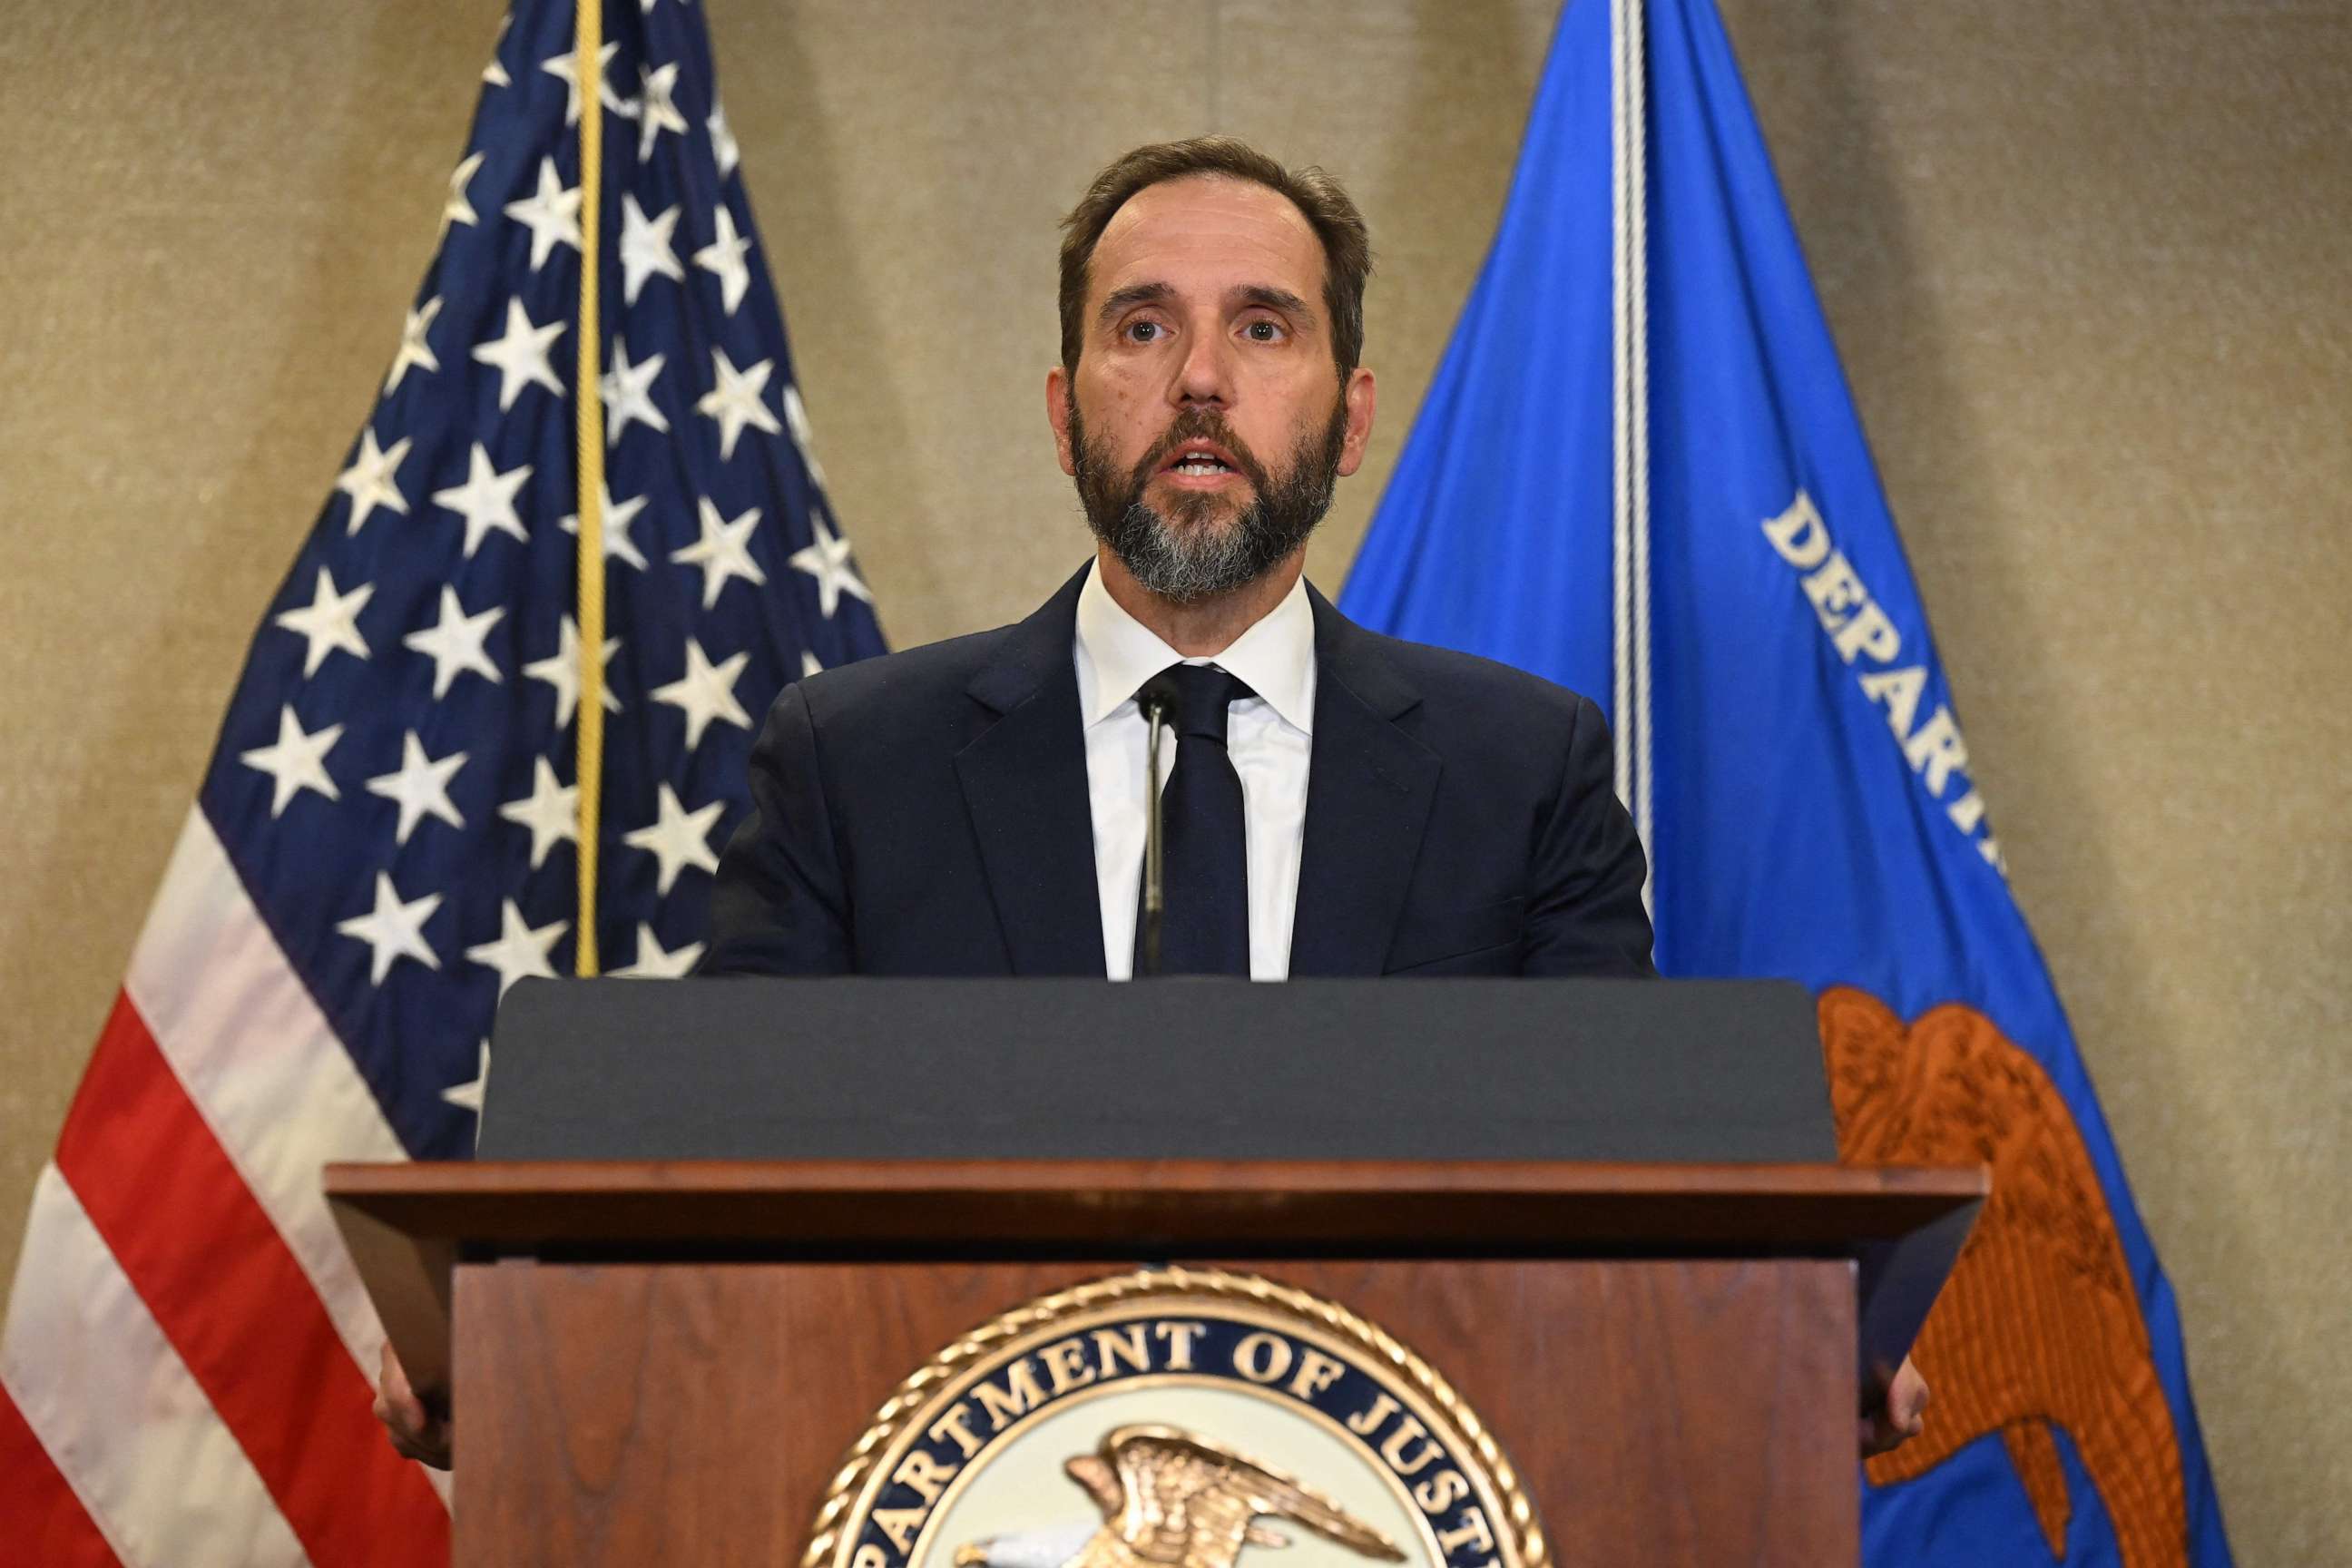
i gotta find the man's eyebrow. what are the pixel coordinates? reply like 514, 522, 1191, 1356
1233, 284, 1315, 325
1096, 281, 1174, 328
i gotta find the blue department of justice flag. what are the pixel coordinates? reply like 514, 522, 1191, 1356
1343, 2, 2233, 1563
0, 3, 884, 1559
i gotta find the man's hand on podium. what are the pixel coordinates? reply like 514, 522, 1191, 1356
374, 1342, 453, 1470
1860, 1354, 1929, 1457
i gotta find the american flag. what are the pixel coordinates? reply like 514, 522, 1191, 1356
0, 1, 885, 1561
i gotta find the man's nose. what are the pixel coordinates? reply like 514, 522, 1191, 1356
1172, 323, 1234, 407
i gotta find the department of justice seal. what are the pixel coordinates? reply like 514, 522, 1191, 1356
806, 1269, 1542, 1568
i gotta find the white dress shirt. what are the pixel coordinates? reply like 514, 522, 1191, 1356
1073, 562, 1317, 980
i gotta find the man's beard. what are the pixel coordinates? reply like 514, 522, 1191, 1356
1069, 395, 1348, 605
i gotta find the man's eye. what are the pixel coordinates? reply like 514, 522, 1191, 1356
1243, 319, 1283, 342
1125, 321, 1164, 343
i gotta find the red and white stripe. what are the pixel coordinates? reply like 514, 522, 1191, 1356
1, 808, 450, 1566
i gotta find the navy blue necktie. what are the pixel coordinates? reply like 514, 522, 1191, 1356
1140, 664, 1254, 976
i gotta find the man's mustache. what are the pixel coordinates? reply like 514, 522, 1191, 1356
1127, 412, 1272, 495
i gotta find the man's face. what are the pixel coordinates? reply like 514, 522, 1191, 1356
1048, 174, 1376, 603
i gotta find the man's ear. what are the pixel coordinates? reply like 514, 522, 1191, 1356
1046, 367, 1077, 477
1336, 366, 1377, 478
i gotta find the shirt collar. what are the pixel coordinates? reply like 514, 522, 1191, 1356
1073, 559, 1317, 734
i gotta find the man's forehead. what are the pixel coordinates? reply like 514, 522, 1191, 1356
1089, 174, 1325, 300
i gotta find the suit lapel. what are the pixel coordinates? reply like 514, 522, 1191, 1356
1289, 589, 1443, 976
953, 568, 1108, 976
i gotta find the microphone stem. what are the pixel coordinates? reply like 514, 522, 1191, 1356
1141, 696, 1167, 977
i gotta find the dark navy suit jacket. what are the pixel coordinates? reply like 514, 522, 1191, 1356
701, 567, 1655, 977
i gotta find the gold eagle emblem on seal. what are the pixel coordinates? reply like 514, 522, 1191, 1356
956, 1424, 1406, 1568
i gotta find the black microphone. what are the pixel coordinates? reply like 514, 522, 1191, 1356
1134, 670, 1183, 978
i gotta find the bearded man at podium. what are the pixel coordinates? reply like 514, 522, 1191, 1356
698, 136, 1656, 985
377, 139, 1931, 1475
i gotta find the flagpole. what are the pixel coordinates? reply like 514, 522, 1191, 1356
1609, 0, 1655, 914
1610, 0, 1632, 817
573, 0, 609, 975
1627, 0, 1654, 908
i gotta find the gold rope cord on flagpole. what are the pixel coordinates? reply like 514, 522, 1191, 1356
572, 0, 608, 975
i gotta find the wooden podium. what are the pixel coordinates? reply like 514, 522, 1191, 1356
328, 1156, 1983, 1568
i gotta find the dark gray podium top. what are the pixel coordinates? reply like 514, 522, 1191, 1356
476, 976, 1838, 1166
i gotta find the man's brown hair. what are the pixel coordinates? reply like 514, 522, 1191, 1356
1057, 137, 1372, 380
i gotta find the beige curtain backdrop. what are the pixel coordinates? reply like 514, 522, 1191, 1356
1, 0, 2344, 1558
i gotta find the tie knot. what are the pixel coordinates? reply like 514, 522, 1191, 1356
1150, 663, 1253, 743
